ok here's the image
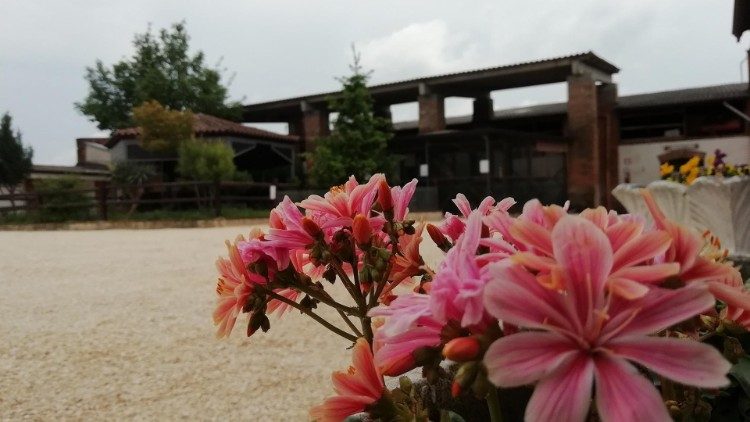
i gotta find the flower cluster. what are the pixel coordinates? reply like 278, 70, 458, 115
212, 175, 750, 422
661, 149, 750, 185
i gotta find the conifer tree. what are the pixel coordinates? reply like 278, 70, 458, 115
0, 113, 33, 208
308, 51, 393, 187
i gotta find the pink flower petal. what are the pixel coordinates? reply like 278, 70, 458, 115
308, 395, 373, 422
593, 355, 671, 422
551, 216, 613, 320
524, 354, 594, 422
610, 263, 680, 284
484, 332, 578, 387
609, 336, 730, 388
484, 262, 574, 332
608, 277, 650, 300
511, 219, 553, 256
605, 220, 643, 251
611, 230, 672, 271
607, 284, 714, 339
708, 282, 750, 311
682, 256, 742, 285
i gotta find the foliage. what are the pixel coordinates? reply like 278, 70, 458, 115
76, 21, 241, 130
307, 52, 393, 187
661, 149, 750, 185
0, 112, 33, 207
132, 100, 194, 153
177, 139, 236, 182
35, 177, 91, 222
211, 174, 750, 422
110, 161, 156, 217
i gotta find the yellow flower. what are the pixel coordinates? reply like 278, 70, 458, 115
660, 162, 675, 177
686, 167, 700, 185
680, 156, 701, 175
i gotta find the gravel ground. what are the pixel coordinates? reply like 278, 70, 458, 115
0, 225, 442, 421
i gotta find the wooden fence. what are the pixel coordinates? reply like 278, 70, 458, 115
0, 181, 290, 220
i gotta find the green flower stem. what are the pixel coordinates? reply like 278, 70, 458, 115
487, 387, 503, 422
262, 287, 357, 342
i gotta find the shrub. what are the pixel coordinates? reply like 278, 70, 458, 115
35, 176, 91, 222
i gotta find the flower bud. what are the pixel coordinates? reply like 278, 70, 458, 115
352, 214, 372, 246
443, 336, 481, 362
426, 224, 452, 252
377, 179, 393, 213
301, 217, 323, 239
451, 382, 462, 398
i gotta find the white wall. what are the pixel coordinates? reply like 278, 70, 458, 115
618, 135, 750, 185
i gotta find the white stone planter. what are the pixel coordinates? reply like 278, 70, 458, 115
612, 176, 750, 258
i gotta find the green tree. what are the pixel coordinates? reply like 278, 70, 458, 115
76, 21, 241, 130
177, 139, 236, 182
0, 113, 33, 209
307, 52, 393, 188
35, 176, 91, 222
110, 161, 156, 217
132, 100, 193, 153
177, 139, 236, 211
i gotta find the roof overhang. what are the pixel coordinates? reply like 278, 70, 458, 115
243, 52, 618, 122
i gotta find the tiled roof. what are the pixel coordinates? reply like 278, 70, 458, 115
111, 113, 297, 145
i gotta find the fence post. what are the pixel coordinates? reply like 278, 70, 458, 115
213, 181, 222, 217
97, 181, 109, 220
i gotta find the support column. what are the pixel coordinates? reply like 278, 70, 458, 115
473, 93, 494, 125
566, 75, 600, 210
300, 101, 329, 153
418, 84, 445, 134
597, 83, 620, 209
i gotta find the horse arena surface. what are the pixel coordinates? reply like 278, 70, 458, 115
0, 225, 443, 420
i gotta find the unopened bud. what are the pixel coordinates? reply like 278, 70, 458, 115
443, 337, 481, 362
451, 381, 462, 398
352, 214, 372, 246
377, 179, 393, 213
301, 217, 323, 239
399, 376, 413, 393
427, 224, 451, 251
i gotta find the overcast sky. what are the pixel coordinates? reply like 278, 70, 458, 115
1, 0, 748, 165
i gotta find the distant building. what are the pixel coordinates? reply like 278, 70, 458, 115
243, 52, 750, 210
109, 113, 299, 183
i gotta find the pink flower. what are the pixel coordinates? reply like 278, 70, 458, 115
213, 236, 266, 338
643, 190, 749, 308
430, 210, 495, 328
266, 196, 318, 251
439, 194, 516, 241
483, 216, 730, 422
509, 202, 679, 299
385, 224, 424, 291
390, 178, 418, 221
300, 174, 385, 230
309, 338, 385, 422
369, 293, 442, 376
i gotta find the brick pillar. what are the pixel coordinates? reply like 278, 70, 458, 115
472, 93, 494, 125
597, 83, 619, 209
301, 108, 329, 153
418, 93, 445, 133
566, 75, 600, 210
76, 139, 86, 166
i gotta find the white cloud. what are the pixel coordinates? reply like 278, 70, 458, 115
358, 20, 482, 84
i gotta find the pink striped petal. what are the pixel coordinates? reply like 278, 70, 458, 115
608, 277, 650, 300
525, 354, 594, 422
452, 193, 472, 217
609, 336, 730, 388
551, 216, 613, 313
605, 220, 643, 250
709, 282, 750, 311
484, 262, 573, 331
682, 256, 742, 285
580, 206, 609, 230
610, 263, 680, 284
610, 284, 714, 338
593, 355, 671, 422
484, 332, 578, 387
308, 395, 373, 422
511, 219, 553, 255
612, 230, 672, 271
511, 252, 556, 273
